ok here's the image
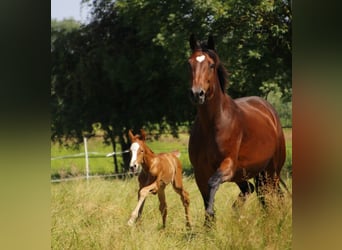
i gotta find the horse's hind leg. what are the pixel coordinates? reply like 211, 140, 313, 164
257, 158, 284, 208
232, 180, 255, 209
254, 171, 267, 207
172, 175, 191, 228
157, 185, 167, 228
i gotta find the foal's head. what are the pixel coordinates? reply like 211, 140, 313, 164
128, 129, 147, 173
188, 34, 228, 105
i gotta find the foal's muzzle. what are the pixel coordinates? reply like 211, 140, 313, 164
129, 163, 138, 173
189, 88, 206, 105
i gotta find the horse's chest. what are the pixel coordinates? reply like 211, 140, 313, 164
189, 132, 223, 168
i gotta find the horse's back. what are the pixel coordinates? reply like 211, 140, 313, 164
235, 96, 281, 133
235, 96, 286, 174
158, 152, 181, 184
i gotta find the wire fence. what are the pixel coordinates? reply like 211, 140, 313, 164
51, 128, 292, 183
51, 136, 132, 183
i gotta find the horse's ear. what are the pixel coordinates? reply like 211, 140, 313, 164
207, 35, 215, 50
189, 34, 197, 51
140, 129, 146, 141
128, 130, 134, 142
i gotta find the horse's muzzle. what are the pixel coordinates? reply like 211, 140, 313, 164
189, 88, 206, 105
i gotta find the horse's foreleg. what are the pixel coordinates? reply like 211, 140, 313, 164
128, 182, 158, 226
205, 170, 222, 226
137, 196, 145, 220
206, 158, 235, 226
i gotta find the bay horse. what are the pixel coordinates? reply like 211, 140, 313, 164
127, 129, 191, 229
188, 34, 288, 225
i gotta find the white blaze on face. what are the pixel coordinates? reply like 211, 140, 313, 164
130, 142, 140, 166
196, 55, 206, 63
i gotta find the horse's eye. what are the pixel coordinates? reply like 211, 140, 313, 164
210, 64, 215, 69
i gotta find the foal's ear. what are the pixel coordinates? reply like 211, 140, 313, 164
128, 129, 134, 142
207, 35, 215, 51
140, 129, 147, 141
189, 34, 199, 51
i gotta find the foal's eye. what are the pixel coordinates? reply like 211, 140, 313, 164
210, 64, 215, 69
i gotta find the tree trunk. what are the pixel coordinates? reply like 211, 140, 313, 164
108, 130, 119, 173
119, 132, 130, 172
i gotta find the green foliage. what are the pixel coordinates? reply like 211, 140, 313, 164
51, 0, 292, 170
212, 0, 292, 100
263, 85, 292, 128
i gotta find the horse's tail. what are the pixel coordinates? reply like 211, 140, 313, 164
276, 119, 291, 197
279, 177, 292, 197
266, 100, 291, 198
171, 150, 181, 158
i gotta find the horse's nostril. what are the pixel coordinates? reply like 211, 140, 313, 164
199, 90, 205, 97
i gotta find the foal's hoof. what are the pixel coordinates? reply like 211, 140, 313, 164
127, 218, 135, 226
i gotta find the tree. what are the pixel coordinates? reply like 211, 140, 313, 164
212, 0, 292, 101
51, 0, 292, 172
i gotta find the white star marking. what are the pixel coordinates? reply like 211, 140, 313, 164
196, 55, 206, 63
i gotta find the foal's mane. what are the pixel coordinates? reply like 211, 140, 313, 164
198, 42, 229, 93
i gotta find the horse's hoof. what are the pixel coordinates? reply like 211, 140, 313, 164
204, 212, 216, 228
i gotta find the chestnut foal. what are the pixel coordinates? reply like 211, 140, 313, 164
127, 129, 191, 229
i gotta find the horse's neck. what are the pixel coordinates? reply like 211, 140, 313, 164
142, 145, 157, 171
197, 86, 236, 124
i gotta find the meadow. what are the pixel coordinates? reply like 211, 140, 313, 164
51, 177, 292, 250
51, 129, 292, 249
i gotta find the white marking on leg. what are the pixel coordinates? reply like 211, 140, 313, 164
196, 55, 206, 63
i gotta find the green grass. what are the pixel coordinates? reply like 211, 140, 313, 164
51, 177, 292, 249
51, 129, 292, 249
51, 129, 292, 179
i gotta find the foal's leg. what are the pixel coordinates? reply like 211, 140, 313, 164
137, 194, 145, 222
128, 182, 158, 226
172, 176, 191, 228
136, 173, 149, 221
232, 181, 255, 209
157, 185, 167, 228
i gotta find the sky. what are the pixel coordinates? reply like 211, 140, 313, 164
51, 0, 91, 22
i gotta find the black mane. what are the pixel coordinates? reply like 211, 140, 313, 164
199, 43, 229, 93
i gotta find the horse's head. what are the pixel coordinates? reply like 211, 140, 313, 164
128, 129, 147, 173
188, 34, 228, 105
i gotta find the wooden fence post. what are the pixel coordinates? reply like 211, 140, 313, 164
84, 137, 89, 180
